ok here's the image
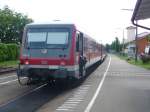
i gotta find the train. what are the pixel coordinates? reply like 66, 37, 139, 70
17, 22, 106, 85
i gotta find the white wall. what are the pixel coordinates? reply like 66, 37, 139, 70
126, 26, 136, 42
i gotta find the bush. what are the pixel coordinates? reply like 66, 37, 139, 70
7, 44, 19, 60
0, 43, 19, 62
140, 54, 150, 63
0, 43, 8, 61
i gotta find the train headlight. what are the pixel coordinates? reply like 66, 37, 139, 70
60, 61, 66, 66
25, 60, 29, 65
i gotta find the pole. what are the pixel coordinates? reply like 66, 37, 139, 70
122, 29, 125, 55
101, 41, 102, 59
135, 20, 138, 62
101, 44, 102, 58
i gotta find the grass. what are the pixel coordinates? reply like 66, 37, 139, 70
117, 54, 128, 60
128, 59, 150, 69
117, 54, 150, 70
0, 60, 19, 68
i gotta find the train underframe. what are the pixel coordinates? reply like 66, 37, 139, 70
17, 64, 85, 85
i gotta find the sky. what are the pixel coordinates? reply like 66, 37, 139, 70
0, 0, 140, 44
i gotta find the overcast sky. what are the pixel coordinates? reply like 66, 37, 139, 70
0, 0, 138, 44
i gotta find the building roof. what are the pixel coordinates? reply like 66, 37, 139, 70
131, 0, 150, 30
132, 0, 150, 20
137, 32, 150, 39
126, 26, 136, 30
125, 32, 150, 43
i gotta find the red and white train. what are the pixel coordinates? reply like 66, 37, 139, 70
17, 22, 106, 84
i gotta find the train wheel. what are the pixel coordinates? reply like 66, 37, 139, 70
17, 64, 30, 85
17, 75, 31, 86
18, 75, 42, 85
65, 77, 79, 88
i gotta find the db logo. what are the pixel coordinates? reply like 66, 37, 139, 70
41, 49, 48, 54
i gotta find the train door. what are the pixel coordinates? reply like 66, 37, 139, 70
77, 32, 86, 77
79, 32, 83, 57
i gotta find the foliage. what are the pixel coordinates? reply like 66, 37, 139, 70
7, 44, 19, 60
105, 44, 110, 52
0, 43, 8, 61
118, 54, 150, 70
128, 58, 150, 69
110, 37, 122, 52
140, 54, 150, 63
0, 60, 18, 68
0, 6, 33, 44
0, 43, 19, 62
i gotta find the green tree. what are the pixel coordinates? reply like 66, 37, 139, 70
115, 37, 120, 52
110, 37, 122, 52
0, 6, 33, 44
105, 43, 110, 52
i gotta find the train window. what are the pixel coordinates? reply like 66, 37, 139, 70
47, 32, 68, 45
27, 32, 47, 48
27, 32, 46, 42
26, 29, 69, 48
76, 33, 79, 52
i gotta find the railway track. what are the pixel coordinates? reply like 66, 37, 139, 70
0, 67, 16, 75
0, 57, 106, 112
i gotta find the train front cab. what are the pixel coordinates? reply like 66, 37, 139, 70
17, 24, 86, 84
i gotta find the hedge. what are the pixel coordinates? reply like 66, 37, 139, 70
0, 43, 19, 62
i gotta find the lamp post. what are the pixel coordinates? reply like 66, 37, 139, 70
135, 20, 138, 62
100, 40, 102, 60
122, 29, 125, 55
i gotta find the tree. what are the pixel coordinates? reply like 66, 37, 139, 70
105, 43, 110, 52
0, 6, 33, 44
115, 37, 120, 52
110, 37, 122, 52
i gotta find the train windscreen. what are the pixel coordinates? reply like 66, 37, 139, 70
26, 28, 69, 48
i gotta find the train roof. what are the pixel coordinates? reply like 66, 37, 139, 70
26, 20, 75, 27
25, 22, 98, 43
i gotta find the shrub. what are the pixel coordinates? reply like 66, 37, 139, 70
0, 43, 19, 62
7, 44, 19, 60
140, 54, 150, 63
0, 43, 8, 61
